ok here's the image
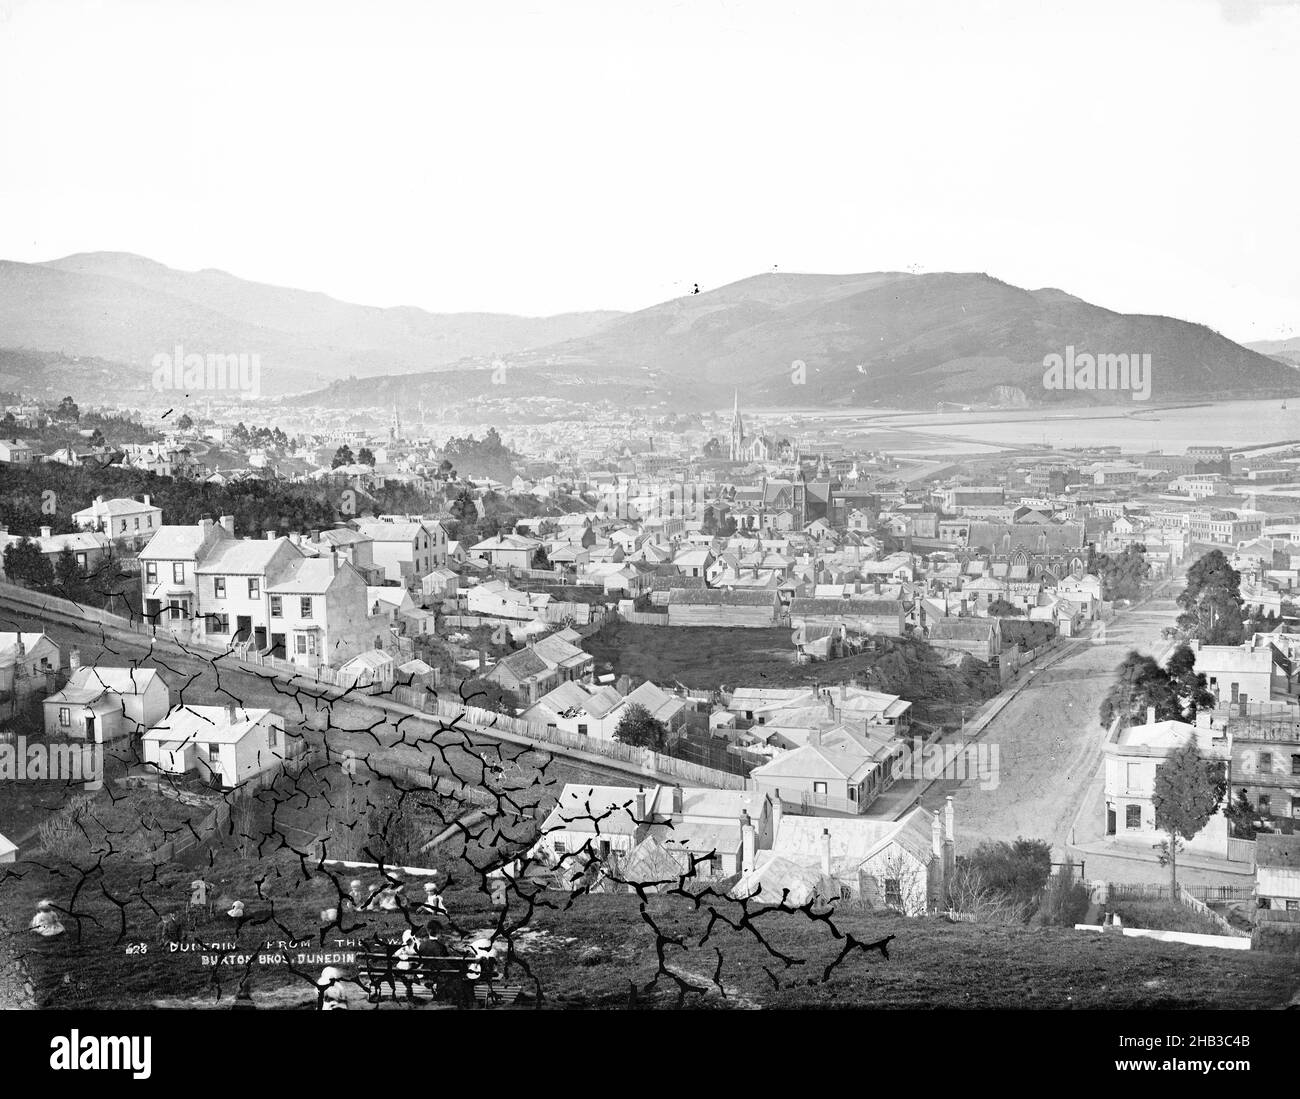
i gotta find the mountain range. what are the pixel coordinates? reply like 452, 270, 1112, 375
0, 252, 621, 397
0, 253, 1294, 410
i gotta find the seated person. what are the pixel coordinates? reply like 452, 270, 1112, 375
417, 881, 447, 915
417, 921, 450, 959
30, 900, 65, 939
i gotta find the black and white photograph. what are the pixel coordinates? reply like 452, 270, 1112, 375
0, 0, 1297, 1079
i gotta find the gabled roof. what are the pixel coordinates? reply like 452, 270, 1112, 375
139, 524, 227, 560
141, 704, 275, 745
195, 537, 296, 574
266, 557, 347, 594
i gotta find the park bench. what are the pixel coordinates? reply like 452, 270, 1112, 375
357, 949, 517, 1008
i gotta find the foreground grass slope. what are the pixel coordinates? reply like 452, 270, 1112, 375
3, 847, 1295, 1010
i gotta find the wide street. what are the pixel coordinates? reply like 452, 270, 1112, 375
920, 579, 1181, 869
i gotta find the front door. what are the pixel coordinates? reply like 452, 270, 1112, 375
235, 616, 252, 643
1106, 808, 1116, 836
85, 714, 96, 741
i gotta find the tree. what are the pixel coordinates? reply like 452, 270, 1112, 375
57, 396, 80, 421
1177, 549, 1245, 643
986, 597, 1023, 617
962, 838, 1052, 921
614, 702, 668, 751
53, 546, 85, 599
1091, 544, 1150, 601
1152, 741, 1226, 894
1098, 651, 1181, 729
331, 445, 355, 469
1180, 550, 1241, 608
177, 414, 194, 431
1164, 643, 1216, 721
3, 538, 54, 589
1179, 586, 1245, 646
358, 447, 375, 466
1223, 788, 1257, 840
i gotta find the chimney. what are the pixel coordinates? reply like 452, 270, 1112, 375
840, 682, 846, 702
740, 811, 756, 875
820, 828, 832, 876
931, 813, 943, 859
478, 648, 487, 670
944, 795, 955, 845
40, 525, 51, 539
69, 647, 81, 671
226, 701, 238, 724
809, 725, 823, 748
771, 790, 782, 839
672, 785, 683, 814
219, 515, 235, 536
142, 494, 150, 507
1146, 705, 1156, 725
874, 579, 881, 595
1238, 695, 1248, 716
635, 786, 646, 820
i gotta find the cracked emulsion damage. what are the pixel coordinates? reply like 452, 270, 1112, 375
0, 571, 893, 1011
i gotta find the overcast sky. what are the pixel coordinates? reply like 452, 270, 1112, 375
1, 0, 1297, 342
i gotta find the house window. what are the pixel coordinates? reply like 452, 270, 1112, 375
214, 577, 226, 598
300, 596, 312, 619
146, 562, 157, 583
598, 839, 610, 858
553, 839, 567, 855
134, 517, 140, 530
1125, 804, 1142, 829
248, 578, 260, 599
1260, 752, 1273, 771
270, 596, 282, 618
148, 516, 153, 528
577, 724, 588, 736
1291, 796, 1300, 817
267, 723, 277, 748
1126, 762, 1142, 791
295, 635, 308, 655
75, 552, 87, 570
1291, 755, 1300, 776
1259, 794, 1271, 812
172, 562, 185, 583
884, 879, 903, 907
209, 614, 229, 634
58, 707, 70, 728
848, 785, 858, 802
813, 781, 828, 796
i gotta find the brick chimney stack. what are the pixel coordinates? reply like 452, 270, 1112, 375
820, 828, 832, 876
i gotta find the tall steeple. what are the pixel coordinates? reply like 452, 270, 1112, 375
729, 391, 745, 461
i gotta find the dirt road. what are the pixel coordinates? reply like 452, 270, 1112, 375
920, 582, 1180, 856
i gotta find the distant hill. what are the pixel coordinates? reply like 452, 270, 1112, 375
0, 253, 623, 396
531, 271, 1299, 408
1248, 336, 1300, 368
